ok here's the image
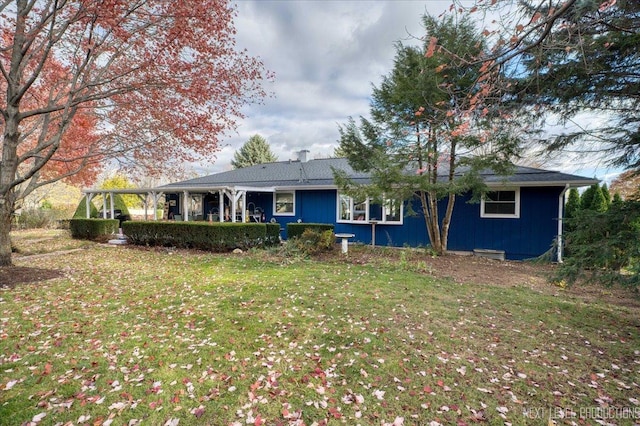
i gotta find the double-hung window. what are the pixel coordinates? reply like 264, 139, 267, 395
274, 191, 295, 216
481, 189, 520, 218
337, 192, 403, 224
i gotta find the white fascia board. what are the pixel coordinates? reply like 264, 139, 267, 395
485, 179, 600, 188
82, 188, 157, 195
274, 185, 337, 191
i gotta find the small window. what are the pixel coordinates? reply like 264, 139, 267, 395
481, 189, 520, 218
274, 191, 295, 216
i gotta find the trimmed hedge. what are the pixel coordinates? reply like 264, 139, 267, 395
70, 218, 119, 240
287, 223, 334, 240
122, 221, 281, 251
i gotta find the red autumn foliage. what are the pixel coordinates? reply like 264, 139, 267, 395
0, 0, 271, 265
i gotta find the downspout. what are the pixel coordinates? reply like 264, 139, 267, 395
557, 184, 570, 263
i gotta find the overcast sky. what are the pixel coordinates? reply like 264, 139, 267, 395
197, 0, 450, 174
196, 0, 619, 182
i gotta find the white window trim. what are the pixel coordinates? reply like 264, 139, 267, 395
336, 192, 403, 225
273, 191, 295, 216
480, 188, 520, 219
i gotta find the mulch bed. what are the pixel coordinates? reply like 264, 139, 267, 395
0, 266, 64, 288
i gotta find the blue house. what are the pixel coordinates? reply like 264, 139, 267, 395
157, 155, 598, 261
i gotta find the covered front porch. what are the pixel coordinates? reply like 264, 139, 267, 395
82, 185, 276, 224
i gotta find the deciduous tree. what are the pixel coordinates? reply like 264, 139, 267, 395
99, 174, 140, 209
0, 0, 271, 266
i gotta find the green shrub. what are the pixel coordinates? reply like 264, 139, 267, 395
285, 228, 335, 257
73, 196, 99, 218
70, 219, 119, 240
15, 206, 76, 230
122, 221, 279, 252
286, 223, 334, 239
265, 223, 281, 246
558, 200, 640, 288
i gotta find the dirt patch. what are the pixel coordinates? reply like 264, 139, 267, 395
0, 266, 64, 288
319, 246, 640, 310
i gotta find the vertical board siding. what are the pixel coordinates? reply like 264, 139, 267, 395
446, 187, 562, 260
165, 186, 563, 260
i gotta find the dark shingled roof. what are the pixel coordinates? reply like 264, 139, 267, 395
160, 158, 598, 190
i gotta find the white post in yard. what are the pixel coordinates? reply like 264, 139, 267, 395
335, 233, 355, 254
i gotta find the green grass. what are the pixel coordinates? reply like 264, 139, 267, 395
11, 229, 94, 256
1, 231, 639, 425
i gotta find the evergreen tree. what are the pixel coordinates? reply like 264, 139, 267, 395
565, 188, 581, 219
612, 192, 623, 205
510, 1, 640, 170
564, 188, 581, 233
580, 184, 597, 210
601, 183, 611, 206
73, 196, 99, 219
590, 186, 608, 212
335, 14, 519, 255
231, 135, 277, 169
558, 199, 640, 288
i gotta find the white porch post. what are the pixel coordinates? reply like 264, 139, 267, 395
109, 192, 115, 220
218, 190, 224, 222
183, 191, 190, 221
230, 189, 237, 222
151, 192, 158, 221
102, 193, 107, 218
240, 191, 246, 222
85, 193, 93, 218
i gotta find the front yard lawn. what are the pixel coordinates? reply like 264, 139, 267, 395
1, 231, 639, 425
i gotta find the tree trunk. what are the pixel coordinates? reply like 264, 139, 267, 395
440, 193, 456, 253
1, 101, 21, 264
0, 193, 14, 267
0, 134, 18, 266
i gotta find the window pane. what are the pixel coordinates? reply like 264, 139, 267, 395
484, 190, 517, 216
339, 194, 351, 221
275, 192, 294, 213
384, 199, 401, 222
354, 199, 367, 220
